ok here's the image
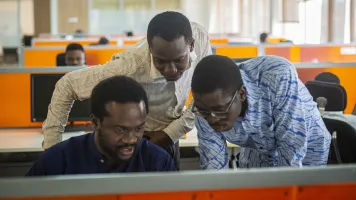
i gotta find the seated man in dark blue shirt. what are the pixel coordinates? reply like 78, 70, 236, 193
26, 76, 176, 176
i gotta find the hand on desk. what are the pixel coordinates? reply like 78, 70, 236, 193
144, 131, 173, 148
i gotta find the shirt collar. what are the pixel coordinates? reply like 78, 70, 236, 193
149, 51, 197, 80
239, 67, 264, 106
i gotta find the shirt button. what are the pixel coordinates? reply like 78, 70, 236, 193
100, 159, 104, 163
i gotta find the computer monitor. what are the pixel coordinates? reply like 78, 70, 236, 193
31, 73, 91, 122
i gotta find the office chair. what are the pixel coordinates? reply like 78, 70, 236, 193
56, 53, 66, 66
322, 118, 356, 164
305, 80, 347, 112
22, 35, 34, 47
306, 81, 356, 164
315, 72, 340, 84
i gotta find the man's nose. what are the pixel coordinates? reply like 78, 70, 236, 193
73, 60, 80, 65
121, 131, 137, 143
164, 62, 177, 76
206, 114, 220, 125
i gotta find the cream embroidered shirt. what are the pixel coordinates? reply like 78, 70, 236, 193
42, 22, 212, 149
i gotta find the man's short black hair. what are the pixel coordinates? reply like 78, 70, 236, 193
90, 76, 149, 121
315, 72, 340, 84
192, 55, 243, 95
66, 43, 84, 53
147, 11, 193, 47
98, 37, 109, 45
260, 32, 268, 43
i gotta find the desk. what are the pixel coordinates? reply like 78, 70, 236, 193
0, 128, 239, 153
0, 129, 85, 153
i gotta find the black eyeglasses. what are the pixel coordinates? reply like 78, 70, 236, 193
192, 90, 238, 119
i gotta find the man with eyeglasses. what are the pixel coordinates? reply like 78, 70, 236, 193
27, 76, 176, 176
191, 55, 331, 169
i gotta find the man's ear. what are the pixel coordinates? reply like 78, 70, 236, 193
190, 39, 195, 52
239, 86, 247, 102
90, 114, 100, 130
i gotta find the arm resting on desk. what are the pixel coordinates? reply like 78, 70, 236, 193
163, 99, 195, 143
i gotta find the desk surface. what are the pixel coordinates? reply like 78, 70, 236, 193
0, 128, 238, 153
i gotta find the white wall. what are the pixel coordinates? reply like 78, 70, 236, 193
182, 0, 240, 34
0, 0, 34, 47
0, 0, 19, 47
331, 0, 346, 43
181, 0, 212, 31
88, 0, 239, 35
20, 0, 34, 35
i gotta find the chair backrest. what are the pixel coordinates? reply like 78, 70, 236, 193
56, 53, 66, 66
323, 118, 356, 163
305, 81, 347, 112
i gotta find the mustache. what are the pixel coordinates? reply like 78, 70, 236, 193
116, 143, 137, 149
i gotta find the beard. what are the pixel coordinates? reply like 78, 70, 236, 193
96, 131, 138, 163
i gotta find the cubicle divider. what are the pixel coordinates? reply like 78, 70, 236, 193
24, 44, 356, 68
2, 62, 356, 128
24, 47, 126, 67
0, 68, 84, 128
1, 165, 356, 199
210, 38, 229, 45
215, 45, 259, 58
32, 38, 231, 47
265, 44, 356, 63
0, 67, 192, 128
32, 39, 118, 47
23, 45, 259, 68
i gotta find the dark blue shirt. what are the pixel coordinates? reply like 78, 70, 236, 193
26, 133, 176, 176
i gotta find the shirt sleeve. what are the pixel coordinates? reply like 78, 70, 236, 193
26, 159, 46, 176
163, 98, 195, 143
42, 55, 137, 149
162, 155, 177, 171
163, 24, 212, 142
196, 116, 229, 170
271, 64, 310, 167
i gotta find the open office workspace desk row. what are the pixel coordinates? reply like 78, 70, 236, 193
2, 61, 356, 173
0, 127, 239, 153
0, 128, 240, 176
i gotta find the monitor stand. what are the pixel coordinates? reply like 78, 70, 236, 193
64, 121, 93, 132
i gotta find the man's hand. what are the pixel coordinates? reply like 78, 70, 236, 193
144, 131, 173, 148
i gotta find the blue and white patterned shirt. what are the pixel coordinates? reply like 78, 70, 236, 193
196, 56, 331, 169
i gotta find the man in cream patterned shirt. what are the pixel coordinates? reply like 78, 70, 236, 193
43, 11, 212, 170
